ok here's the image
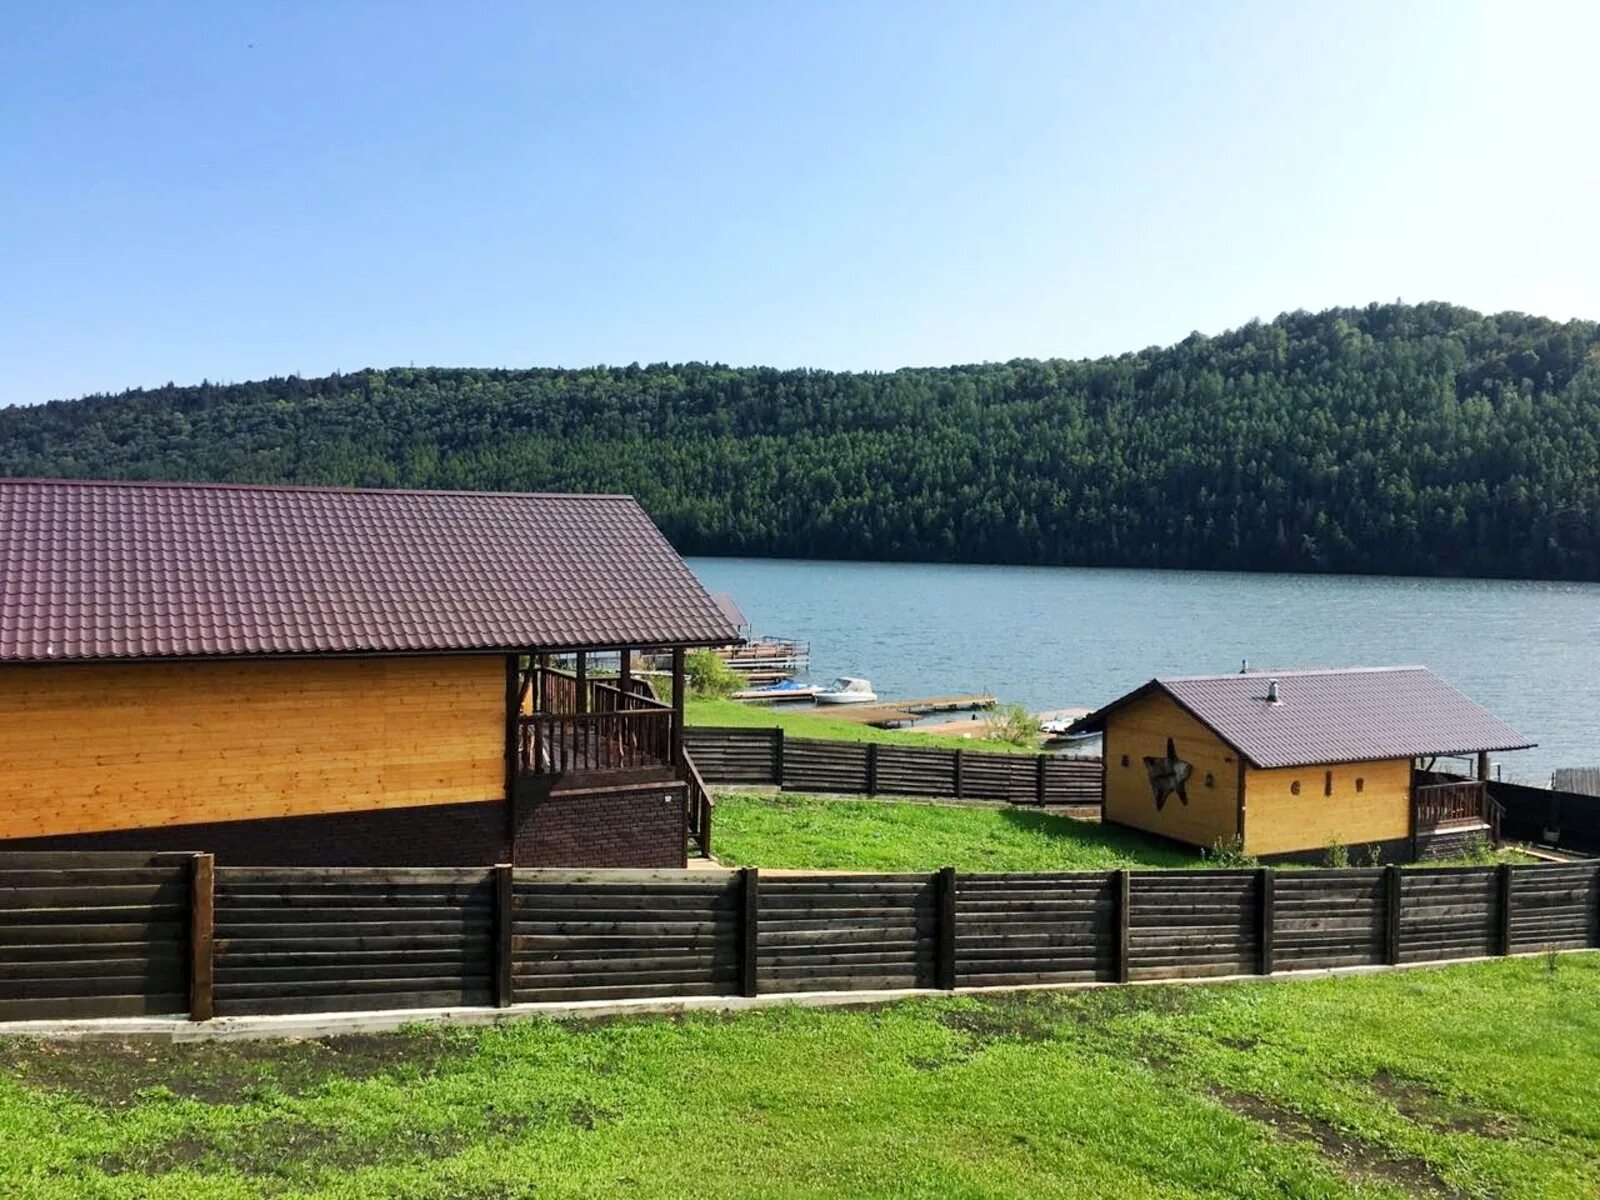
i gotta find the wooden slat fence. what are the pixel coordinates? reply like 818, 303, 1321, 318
757, 874, 939, 993
1128, 870, 1263, 981
682, 726, 1102, 806
212, 867, 496, 1016
953, 872, 1117, 986
1492, 779, 1600, 854
1, 856, 1597, 1023
0, 851, 192, 1020
511, 870, 742, 1003
1273, 869, 1387, 971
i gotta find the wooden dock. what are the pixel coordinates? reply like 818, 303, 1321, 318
820, 694, 997, 729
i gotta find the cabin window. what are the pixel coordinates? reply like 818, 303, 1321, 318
1324, 770, 1333, 796
1290, 780, 1301, 796
1356, 777, 1365, 793
1204, 772, 1214, 788
1121, 754, 1130, 768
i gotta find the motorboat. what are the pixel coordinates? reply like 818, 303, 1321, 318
1041, 714, 1099, 745
814, 676, 878, 705
731, 678, 821, 703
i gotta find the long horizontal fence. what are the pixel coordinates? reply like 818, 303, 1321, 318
2, 853, 1597, 1022
684, 726, 1102, 805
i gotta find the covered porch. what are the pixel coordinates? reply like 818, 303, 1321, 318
1412, 751, 1505, 849
509, 648, 713, 857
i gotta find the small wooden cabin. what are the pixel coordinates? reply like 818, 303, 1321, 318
0, 478, 741, 867
1069, 667, 1534, 862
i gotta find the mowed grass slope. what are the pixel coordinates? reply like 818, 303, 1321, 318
712, 792, 1198, 871
683, 697, 1039, 752
2, 957, 1597, 1198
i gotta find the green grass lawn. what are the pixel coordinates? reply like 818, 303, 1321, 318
711, 792, 1199, 871
684, 696, 1038, 752
2, 956, 1597, 1198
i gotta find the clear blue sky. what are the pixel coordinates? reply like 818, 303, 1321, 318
3, 1, 1596, 407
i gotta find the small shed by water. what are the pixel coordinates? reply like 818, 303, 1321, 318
1068, 667, 1535, 862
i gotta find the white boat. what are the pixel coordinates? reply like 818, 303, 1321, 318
814, 676, 878, 705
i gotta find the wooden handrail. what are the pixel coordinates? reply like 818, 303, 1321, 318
1413, 779, 1489, 830
518, 708, 673, 775
683, 748, 714, 858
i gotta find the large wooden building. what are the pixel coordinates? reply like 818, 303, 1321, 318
1069, 667, 1534, 862
0, 478, 740, 867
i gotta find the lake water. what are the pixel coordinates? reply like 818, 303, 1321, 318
686, 557, 1600, 785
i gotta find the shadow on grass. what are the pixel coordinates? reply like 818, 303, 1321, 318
995, 806, 1200, 867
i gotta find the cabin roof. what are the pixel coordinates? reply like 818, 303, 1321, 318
1069, 665, 1535, 769
0, 478, 741, 662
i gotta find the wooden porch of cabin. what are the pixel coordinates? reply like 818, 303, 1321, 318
1412, 751, 1502, 844
511, 649, 713, 856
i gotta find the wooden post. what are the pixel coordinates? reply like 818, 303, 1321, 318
1035, 755, 1047, 805
1385, 864, 1403, 966
936, 866, 957, 990
740, 866, 760, 997
953, 749, 964, 800
670, 647, 686, 767
1114, 868, 1131, 984
1478, 750, 1491, 782
1498, 862, 1514, 957
189, 853, 215, 1022
772, 728, 785, 788
1258, 867, 1275, 975
503, 655, 521, 856
866, 743, 879, 795
495, 864, 515, 1007
575, 651, 588, 715
619, 648, 632, 692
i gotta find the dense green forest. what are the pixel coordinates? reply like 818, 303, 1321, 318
4, 302, 1599, 579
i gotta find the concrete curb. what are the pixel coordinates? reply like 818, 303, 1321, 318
0, 950, 1585, 1042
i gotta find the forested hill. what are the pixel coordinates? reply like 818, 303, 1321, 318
4, 302, 1600, 580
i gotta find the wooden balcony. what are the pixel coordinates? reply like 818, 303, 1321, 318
517, 664, 676, 777
1412, 778, 1497, 835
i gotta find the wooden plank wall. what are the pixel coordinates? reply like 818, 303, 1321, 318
511, 870, 742, 1003
1509, 863, 1598, 951
1127, 870, 1262, 981
0, 851, 192, 1020
782, 738, 871, 796
212, 867, 496, 1016
3, 858, 1598, 1023
954, 872, 1116, 986
1398, 867, 1500, 964
683, 726, 1102, 805
757, 874, 938, 993
1274, 869, 1387, 970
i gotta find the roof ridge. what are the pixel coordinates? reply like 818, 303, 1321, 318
0, 477, 636, 502
1158, 665, 1428, 683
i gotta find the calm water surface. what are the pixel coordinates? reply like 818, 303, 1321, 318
687, 557, 1600, 785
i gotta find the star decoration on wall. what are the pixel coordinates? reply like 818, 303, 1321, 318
1143, 737, 1192, 811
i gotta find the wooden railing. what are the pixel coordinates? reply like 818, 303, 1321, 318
518, 664, 675, 775
1413, 779, 1490, 830
683, 750, 713, 858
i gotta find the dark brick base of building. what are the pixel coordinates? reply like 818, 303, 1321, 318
515, 776, 687, 868
2, 776, 692, 869
0, 799, 511, 866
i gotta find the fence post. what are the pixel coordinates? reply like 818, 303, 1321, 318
740, 866, 760, 997
188, 853, 215, 1022
772, 729, 786, 790
1498, 863, 1514, 957
867, 743, 879, 796
495, 863, 515, 1007
936, 866, 957, 990
1385, 864, 1403, 966
1258, 867, 1275, 975
1035, 756, 1047, 805
953, 749, 964, 800
1114, 868, 1131, 984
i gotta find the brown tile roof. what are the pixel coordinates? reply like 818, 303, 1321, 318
1072, 666, 1534, 768
0, 478, 740, 662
